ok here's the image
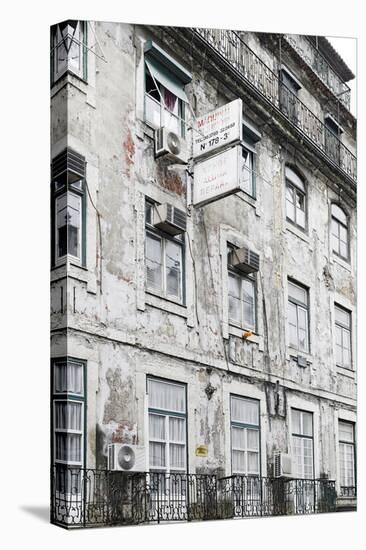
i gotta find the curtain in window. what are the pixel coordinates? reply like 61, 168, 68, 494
146, 234, 163, 292
54, 362, 83, 394
55, 433, 82, 463
165, 240, 182, 299
55, 401, 82, 431
148, 379, 186, 413
231, 396, 259, 425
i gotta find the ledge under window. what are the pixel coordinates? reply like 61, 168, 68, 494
336, 365, 356, 379
145, 291, 188, 319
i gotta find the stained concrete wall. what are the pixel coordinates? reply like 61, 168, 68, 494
50, 22, 357, 491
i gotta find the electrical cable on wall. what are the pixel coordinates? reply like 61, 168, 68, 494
85, 179, 103, 294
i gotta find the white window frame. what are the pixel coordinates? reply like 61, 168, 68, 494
288, 279, 309, 353
291, 408, 314, 480
335, 304, 352, 370
285, 167, 307, 230
145, 202, 184, 304
144, 63, 186, 137
51, 21, 86, 83
147, 378, 187, 474
338, 420, 356, 494
331, 204, 349, 261
55, 191, 82, 265
230, 395, 260, 476
53, 399, 84, 466
228, 271, 256, 331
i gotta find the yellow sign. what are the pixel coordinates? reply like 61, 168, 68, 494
195, 445, 208, 457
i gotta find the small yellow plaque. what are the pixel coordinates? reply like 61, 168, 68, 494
195, 445, 208, 457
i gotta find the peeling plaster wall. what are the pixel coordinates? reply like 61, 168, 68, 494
50, 23, 356, 483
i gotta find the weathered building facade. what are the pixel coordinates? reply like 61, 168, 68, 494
50, 21, 357, 528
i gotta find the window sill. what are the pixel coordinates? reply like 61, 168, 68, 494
332, 254, 352, 272
336, 366, 356, 379
145, 291, 188, 318
229, 323, 260, 344
285, 223, 310, 245
287, 347, 312, 365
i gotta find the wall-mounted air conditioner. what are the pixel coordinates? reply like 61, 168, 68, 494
274, 452, 293, 478
108, 444, 146, 472
154, 203, 187, 236
155, 127, 188, 164
229, 246, 260, 274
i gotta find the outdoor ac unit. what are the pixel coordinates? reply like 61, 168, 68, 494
108, 444, 146, 472
274, 453, 293, 478
155, 127, 188, 164
154, 203, 187, 236
229, 246, 260, 274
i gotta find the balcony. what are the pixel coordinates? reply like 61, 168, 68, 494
51, 466, 337, 528
191, 28, 357, 185
282, 35, 351, 110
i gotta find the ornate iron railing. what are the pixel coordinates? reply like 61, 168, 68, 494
192, 28, 356, 184
217, 475, 337, 518
283, 35, 351, 110
51, 466, 337, 528
339, 485, 357, 498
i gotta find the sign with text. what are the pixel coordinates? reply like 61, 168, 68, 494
193, 145, 243, 207
193, 99, 242, 159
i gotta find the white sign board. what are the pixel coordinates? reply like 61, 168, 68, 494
193, 99, 242, 159
193, 145, 244, 207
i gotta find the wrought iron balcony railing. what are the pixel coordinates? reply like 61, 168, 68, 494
339, 485, 357, 498
192, 28, 356, 184
51, 466, 337, 528
283, 35, 351, 110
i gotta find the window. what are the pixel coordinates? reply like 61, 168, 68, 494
148, 378, 187, 473
241, 122, 261, 198
51, 20, 87, 84
53, 360, 84, 465
145, 201, 184, 303
230, 396, 260, 475
288, 280, 309, 353
335, 305, 352, 369
338, 421, 356, 496
331, 204, 349, 260
228, 246, 257, 331
285, 166, 306, 229
291, 409, 314, 479
279, 67, 301, 123
51, 149, 87, 267
144, 41, 191, 137
52, 359, 85, 493
325, 115, 342, 164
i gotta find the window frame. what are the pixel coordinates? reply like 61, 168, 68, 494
285, 167, 307, 231
230, 394, 261, 476
51, 358, 86, 495
291, 408, 314, 480
331, 203, 349, 261
287, 279, 310, 353
51, 176, 87, 268
147, 376, 188, 474
145, 200, 185, 305
227, 244, 258, 333
144, 62, 186, 138
51, 20, 88, 85
338, 420, 356, 496
334, 304, 352, 370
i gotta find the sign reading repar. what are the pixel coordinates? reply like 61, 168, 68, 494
193, 98, 242, 159
193, 145, 243, 207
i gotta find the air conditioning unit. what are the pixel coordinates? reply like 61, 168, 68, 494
229, 246, 260, 274
155, 127, 188, 164
274, 452, 293, 478
108, 444, 146, 472
154, 203, 187, 236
